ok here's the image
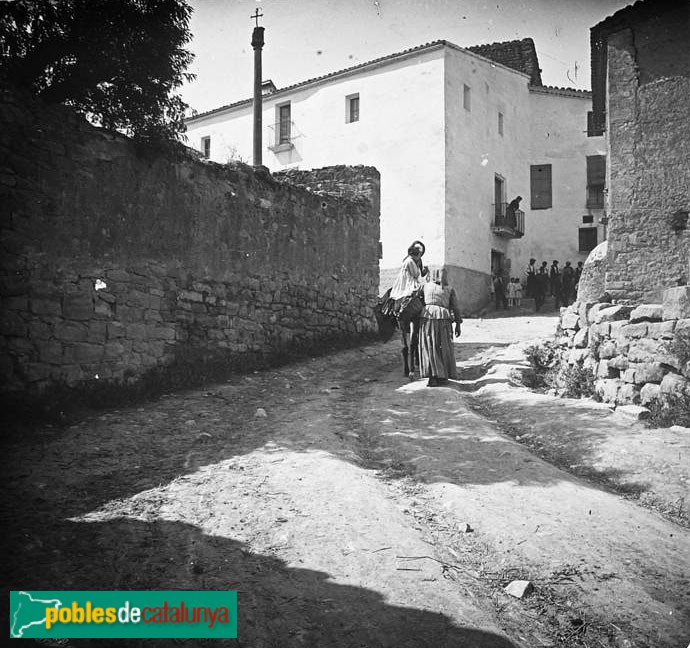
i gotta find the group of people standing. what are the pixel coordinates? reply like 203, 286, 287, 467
493, 258, 583, 312
383, 241, 462, 387
525, 258, 583, 311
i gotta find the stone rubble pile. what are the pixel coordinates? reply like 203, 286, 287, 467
555, 286, 690, 408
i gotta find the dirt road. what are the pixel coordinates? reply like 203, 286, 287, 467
3, 314, 689, 647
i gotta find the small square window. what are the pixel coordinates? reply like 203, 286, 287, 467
346, 93, 359, 123
498, 112, 504, 135
579, 227, 598, 252
201, 136, 210, 158
582, 215, 594, 224
463, 84, 471, 111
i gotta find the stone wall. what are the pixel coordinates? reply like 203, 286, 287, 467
604, 9, 690, 302
0, 90, 380, 398
555, 287, 690, 409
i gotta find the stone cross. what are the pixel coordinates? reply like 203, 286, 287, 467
251, 8, 263, 27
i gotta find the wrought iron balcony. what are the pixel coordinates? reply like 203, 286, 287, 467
491, 203, 524, 238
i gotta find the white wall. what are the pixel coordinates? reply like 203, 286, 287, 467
444, 48, 532, 276
513, 89, 606, 275
185, 50, 447, 272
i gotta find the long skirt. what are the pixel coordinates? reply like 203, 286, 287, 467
418, 318, 457, 379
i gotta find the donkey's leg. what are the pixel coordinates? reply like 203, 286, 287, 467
400, 319, 410, 376
410, 316, 421, 374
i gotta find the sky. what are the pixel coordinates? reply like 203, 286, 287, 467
180, 0, 632, 115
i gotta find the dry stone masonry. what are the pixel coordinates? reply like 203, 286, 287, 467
0, 89, 381, 399
555, 286, 690, 410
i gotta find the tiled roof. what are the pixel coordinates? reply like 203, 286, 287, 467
530, 85, 592, 98
467, 38, 543, 86
186, 38, 543, 122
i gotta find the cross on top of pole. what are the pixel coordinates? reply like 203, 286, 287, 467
251, 8, 263, 27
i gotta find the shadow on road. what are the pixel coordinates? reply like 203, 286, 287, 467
4, 517, 518, 648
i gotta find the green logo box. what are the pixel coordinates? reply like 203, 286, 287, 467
10, 590, 237, 639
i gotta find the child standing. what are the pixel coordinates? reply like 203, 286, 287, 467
506, 277, 516, 307
514, 278, 523, 308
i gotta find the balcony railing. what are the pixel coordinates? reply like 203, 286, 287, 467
491, 203, 524, 238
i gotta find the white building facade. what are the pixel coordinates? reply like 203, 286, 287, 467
185, 40, 605, 312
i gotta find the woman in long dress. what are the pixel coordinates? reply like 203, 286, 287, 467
419, 268, 462, 386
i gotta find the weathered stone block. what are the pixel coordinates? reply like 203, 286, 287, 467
578, 301, 596, 329
595, 305, 633, 324
94, 300, 112, 317
568, 349, 588, 364
26, 362, 51, 382
104, 341, 125, 360
660, 372, 690, 395
619, 322, 648, 339
615, 404, 650, 421
627, 338, 665, 363
597, 360, 618, 379
675, 319, 690, 334
617, 383, 640, 405
107, 322, 125, 338
561, 311, 580, 330
587, 303, 607, 325
55, 321, 87, 343
596, 378, 619, 403
573, 328, 588, 348
72, 342, 103, 363
622, 367, 637, 383
30, 299, 61, 316
629, 304, 663, 323
662, 286, 690, 320
590, 322, 612, 338
62, 295, 93, 320
647, 320, 676, 339
38, 341, 63, 364
125, 323, 148, 340
0, 311, 27, 337
598, 341, 618, 359
609, 355, 629, 371
633, 362, 667, 384
640, 382, 661, 405
96, 290, 117, 304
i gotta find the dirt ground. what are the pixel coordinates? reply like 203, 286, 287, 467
3, 309, 690, 648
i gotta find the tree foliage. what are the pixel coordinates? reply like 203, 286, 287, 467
1, 0, 195, 141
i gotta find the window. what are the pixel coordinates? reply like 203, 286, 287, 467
530, 164, 552, 209
579, 227, 598, 252
278, 103, 291, 144
586, 155, 606, 208
494, 174, 505, 218
346, 93, 359, 123
498, 112, 504, 136
463, 84, 471, 111
201, 136, 210, 159
582, 215, 594, 224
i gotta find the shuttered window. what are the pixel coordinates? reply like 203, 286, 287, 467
586, 155, 606, 208
278, 104, 291, 144
530, 164, 552, 210
579, 227, 598, 252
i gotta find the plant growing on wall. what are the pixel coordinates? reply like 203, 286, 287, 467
0, 0, 195, 142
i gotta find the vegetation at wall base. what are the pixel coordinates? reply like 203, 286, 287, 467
646, 392, 690, 429
518, 341, 558, 390
0, 0, 195, 142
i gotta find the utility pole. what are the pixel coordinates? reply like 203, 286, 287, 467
251, 8, 265, 168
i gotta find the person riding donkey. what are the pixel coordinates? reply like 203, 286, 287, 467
383, 240, 429, 378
